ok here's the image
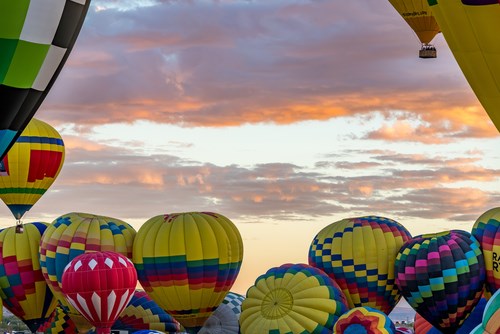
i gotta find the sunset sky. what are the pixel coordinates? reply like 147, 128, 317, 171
1, 0, 499, 302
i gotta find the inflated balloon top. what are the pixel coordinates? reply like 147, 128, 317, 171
0, 0, 91, 160
471, 207, 500, 294
428, 0, 500, 132
333, 306, 396, 334
36, 305, 78, 334
395, 230, 485, 334
0, 118, 65, 221
308, 216, 412, 314
0, 222, 58, 332
240, 263, 349, 334
61, 251, 138, 334
133, 212, 243, 333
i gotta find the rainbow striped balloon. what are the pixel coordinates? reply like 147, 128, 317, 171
0, 118, 64, 220
0, 222, 58, 332
395, 230, 485, 333
39, 212, 137, 333
472, 207, 500, 294
334, 306, 396, 334
133, 212, 243, 333
308, 216, 412, 314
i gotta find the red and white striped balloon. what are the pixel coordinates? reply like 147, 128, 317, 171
61, 251, 138, 334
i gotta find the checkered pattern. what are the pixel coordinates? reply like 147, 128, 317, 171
36, 305, 77, 334
395, 230, 485, 333
222, 291, 245, 316
308, 216, 412, 314
0, 0, 90, 160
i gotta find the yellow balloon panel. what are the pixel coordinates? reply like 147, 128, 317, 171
388, 0, 440, 44
429, 0, 500, 132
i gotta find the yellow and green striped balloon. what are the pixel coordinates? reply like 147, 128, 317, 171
0, 118, 65, 220
133, 212, 244, 333
0, 222, 58, 332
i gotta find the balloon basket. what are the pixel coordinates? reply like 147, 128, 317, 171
419, 45, 437, 59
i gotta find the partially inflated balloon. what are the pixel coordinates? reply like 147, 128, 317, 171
39, 212, 137, 333
471, 288, 500, 334
61, 251, 138, 334
199, 291, 245, 334
309, 216, 412, 314
240, 263, 349, 334
428, 0, 500, 132
133, 212, 243, 333
113, 290, 181, 333
471, 207, 500, 294
0, 0, 91, 160
0, 222, 58, 332
395, 230, 485, 333
0, 118, 65, 220
333, 306, 396, 334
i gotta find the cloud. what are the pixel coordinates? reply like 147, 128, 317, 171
35, 0, 497, 141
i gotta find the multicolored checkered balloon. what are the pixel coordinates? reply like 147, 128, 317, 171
395, 230, 485, 333
308, 216, 412, 314
36, 304, 78, 334
199, 291, 245, 334
471, 207, 500, 294
0, 0, 91, 161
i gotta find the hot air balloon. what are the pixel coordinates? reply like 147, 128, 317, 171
198, 291, 245, 334
133, 212, 243, 333
36, 304, 78, 334
308, 216, 412, 314
39, 212, 137, 333
471, 288, 500, 334
388, 0, 440, 58
0, 222, 58, 333
239, 263, 348, 334
134, 331, 166, 334
0, 118, 65, 231
61, 251, 138, 334
471, 207, 500, 294
0, 0, 91, 161
428, 0, 500, 132
112, 290, 182, 333
395, 230, 485, 334
413, 297, 486, 334
333, 306, 397, 334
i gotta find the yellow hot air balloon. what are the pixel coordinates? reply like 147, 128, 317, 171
0, 118, 64, 230
133, 212, 244, 333
428, 0, 500, 133
0, 222, 58, 332
388, 0, 441, 58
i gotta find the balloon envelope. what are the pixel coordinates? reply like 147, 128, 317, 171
39, 212, 137, 333
61, 251, 138, 334
428, 0, 500, 132
0, 0, 91, 160
395, 230, 485, 333
240, 263, 348, 334
198, 291, 245, 334
0, 222, 58, 332
133, 212, 244, 333
471, 207, 500, 294
36, 304, 78, 334
388, 0, 440, 44
0, 118, 65, 219
308, 216, 412, 314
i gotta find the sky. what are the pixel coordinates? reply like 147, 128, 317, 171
1, 0, 499, 308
